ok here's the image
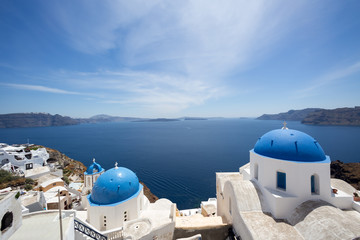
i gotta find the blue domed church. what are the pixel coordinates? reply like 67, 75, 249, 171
86, 163, 146, 231
74, 161, 176, 239
216, 125, 355, 238
248, 126, 334, 218
83, 158, 105, 194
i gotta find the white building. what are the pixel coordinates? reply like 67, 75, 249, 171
74, 162, 176, 239
217, 126, 360, 239
82, 159, 104, 195
0, 144, 49, 173
247, 126, 353, 218
86, 163, 145, 231
0, 191, 22, 240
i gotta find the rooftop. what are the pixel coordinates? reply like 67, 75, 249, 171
254, 128, 328, 163
9, 211, 74, 240
89, 166, 141, 206
40, 177, 63, 188
216, 171, 360, 240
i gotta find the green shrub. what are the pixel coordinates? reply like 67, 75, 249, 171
24, 184, 33, 191
63, 175, 70, 185
25, 178, 35, 184
15, 192, 20, 199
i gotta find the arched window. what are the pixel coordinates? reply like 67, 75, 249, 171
1, 211, 13, 232
277, 171, 286, 190
254, 163, 259, 180
229, 198, 232, 215
311, 174, 319, 195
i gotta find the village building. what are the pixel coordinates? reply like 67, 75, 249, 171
216, 125, 360, 239
0, 144, 49, 173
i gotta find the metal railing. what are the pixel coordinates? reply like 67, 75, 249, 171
74, 219, 107, 240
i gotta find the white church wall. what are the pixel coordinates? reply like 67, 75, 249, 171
137, 221, 175, 240
87, 192, 142, 231
83, 170, 104, 195
216, 176, 254, 240
326, 192, 353, 209
251, 151, 332, 198
216, 173, 231, 222
250, 150, 334, 219
353, 201, 360, 212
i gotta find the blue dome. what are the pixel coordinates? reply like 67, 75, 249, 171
253, 129, 327, 162
85, 160, 104, 175
89, 167, 141, 205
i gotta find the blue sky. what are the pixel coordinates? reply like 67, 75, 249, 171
0, 0, 360, 118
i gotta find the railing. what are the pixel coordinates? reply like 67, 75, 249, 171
103, 227, 123, 240
74, 219, 107, 240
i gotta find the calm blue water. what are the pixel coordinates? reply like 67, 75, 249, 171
1, 119, 359, 209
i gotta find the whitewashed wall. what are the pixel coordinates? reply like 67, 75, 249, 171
87, 190, 144, 231
0, 192, 22, 240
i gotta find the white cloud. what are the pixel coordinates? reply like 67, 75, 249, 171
44, 0, 161, 54
63, 70, 225, 113
30, 1, 320, 114
45, 0, 308, 73
4, 83, 81, 95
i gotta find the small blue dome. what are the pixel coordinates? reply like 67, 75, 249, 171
85, 160, 104, 175
254, 129, 327, 162
89, 167, 140, 205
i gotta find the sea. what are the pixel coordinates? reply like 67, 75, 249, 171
1, 119, 359, 209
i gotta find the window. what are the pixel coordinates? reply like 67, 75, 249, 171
229, 198, 232, 215
1, 159, 9, 165
124, 211, 128, 222
277, 171, 286, 190
311, 174, 319, 195
254, 163, 259, 180
1, 212, 13, 232
25, 163, 33, 170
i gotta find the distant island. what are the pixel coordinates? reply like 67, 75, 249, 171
82, 114, 143, 123
257, 107, 360, 126
0, 113, 209, 128
135, 117, 208, 122
302, 107, 360, 126
257, 108, 321, 121
2, 107, 359, 128
0, 113, 78, 128
0, 113, 145, 128
183, 117, 207, 121
134, 118, 180, 122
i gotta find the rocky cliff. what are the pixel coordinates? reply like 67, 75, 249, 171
45, 147, 87, 180
331, 160, 360, 190
302, 107, 360, 126
258, 107, 360, 126
0, 113, 145, 128
0, 113, 78, 128
257, 108, 321, 121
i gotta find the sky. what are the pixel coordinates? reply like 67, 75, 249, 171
0, 0, 360, 118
